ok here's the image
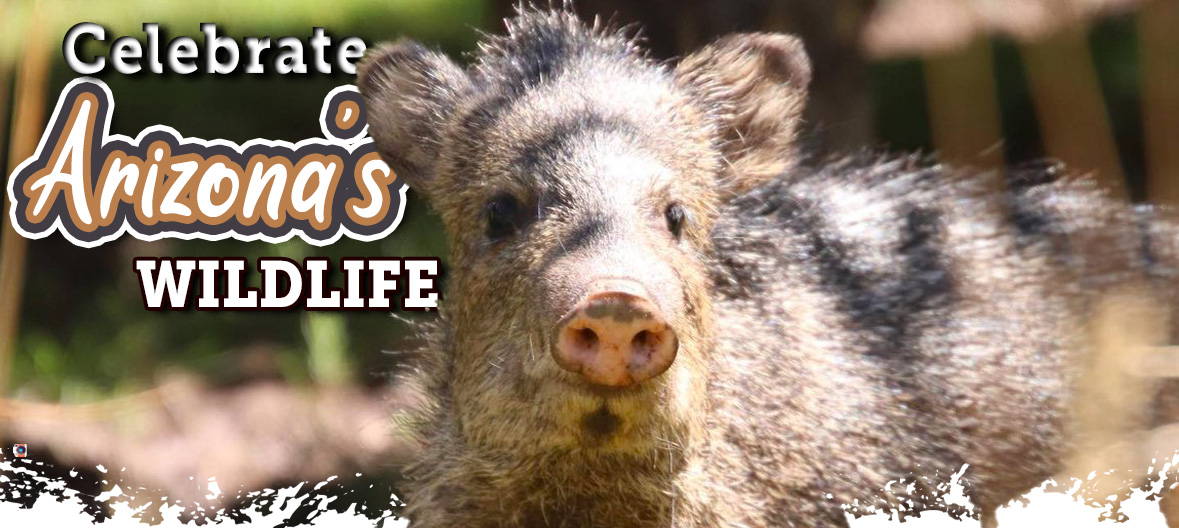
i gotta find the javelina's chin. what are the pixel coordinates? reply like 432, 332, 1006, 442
550, 377, 673, 450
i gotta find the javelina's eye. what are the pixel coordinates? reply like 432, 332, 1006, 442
665, 202, 686, 239
485, 193, 524, 240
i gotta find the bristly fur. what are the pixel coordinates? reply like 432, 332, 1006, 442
359, 8, 1179, 528
472, 5, 653, 85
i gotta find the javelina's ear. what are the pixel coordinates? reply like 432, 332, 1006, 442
357, 40, 471, 198
675, 33, 811, 194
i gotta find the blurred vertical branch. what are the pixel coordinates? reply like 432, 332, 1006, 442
0, 4, 13, 403
0, 55, 10, 182
1020, 26, 1127, 198
0, 8, 51, 398
275, 242, 352, 387
1140, 0, 1179, 205
923, 37, 1004, 174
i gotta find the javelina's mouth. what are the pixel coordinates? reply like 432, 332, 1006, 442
560, 376, 647, 398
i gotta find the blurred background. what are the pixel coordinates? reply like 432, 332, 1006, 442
0, 0, 1176, 524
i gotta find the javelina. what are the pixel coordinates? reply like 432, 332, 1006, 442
357, 8, 1179, 527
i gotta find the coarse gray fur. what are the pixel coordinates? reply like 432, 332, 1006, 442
358, 7, 1179, 527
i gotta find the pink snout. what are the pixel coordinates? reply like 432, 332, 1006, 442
553, 281, 678, 387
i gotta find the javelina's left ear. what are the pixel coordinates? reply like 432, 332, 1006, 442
675, 33, 811, 194
357, 40, 471, 199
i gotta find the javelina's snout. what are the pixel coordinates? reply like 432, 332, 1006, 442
553, 280, 678, 387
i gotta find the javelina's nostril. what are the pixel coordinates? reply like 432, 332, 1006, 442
631, 330, 654, 359
553, 285, 678, 387
573, 327, 599, 351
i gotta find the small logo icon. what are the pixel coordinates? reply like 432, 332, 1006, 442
12, 444, 27, 458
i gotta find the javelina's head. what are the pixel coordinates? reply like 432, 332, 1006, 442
359, 10, 809, 453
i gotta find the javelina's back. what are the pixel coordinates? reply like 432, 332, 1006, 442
708, 155, 1178, 523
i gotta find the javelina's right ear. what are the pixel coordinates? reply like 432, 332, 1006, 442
675, 33, 811, 194
357, 40, 471, 198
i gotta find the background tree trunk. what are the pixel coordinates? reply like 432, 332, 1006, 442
0, 9, 51, 400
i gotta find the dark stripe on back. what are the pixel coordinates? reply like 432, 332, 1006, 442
1004, 161, 1072, 254
724, 166, 963, 489
756, 184, 955, 361
1134, 204, 1159, 272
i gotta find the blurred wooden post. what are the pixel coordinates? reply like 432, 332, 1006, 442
924, 37, 1005, 174
1140, 0, 1179, 205
1020, 26, 1127, 198
0, 12, 52, 397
